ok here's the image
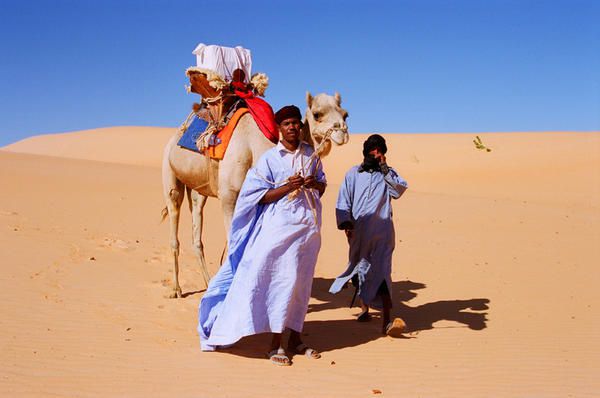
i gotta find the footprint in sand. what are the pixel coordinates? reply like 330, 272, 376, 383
69, 244, 83, 261
42, 293, 63, 304
145, 249, 167, 264
0, 210, 19, 216
99, 237, 132, 251
160, 278, 171, 287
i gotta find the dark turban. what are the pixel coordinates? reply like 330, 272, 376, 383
359, 134, 388, 173
362, 134, 387, 157
275, 105, 302, 125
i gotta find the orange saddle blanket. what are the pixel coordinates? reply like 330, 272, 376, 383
203, 107, 249, 160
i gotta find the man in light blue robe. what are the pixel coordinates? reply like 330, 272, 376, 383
198, 105, 326, 365
329, 134, 408, 336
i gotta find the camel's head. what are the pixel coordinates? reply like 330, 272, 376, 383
303, 92, 349, 157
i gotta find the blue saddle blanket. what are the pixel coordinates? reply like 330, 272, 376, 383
177, 116, 210, 153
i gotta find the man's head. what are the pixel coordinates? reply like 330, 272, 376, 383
275, 105, 303, 146
363, 134, 387, 159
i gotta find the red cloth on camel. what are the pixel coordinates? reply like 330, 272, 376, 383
233, 86, 279, 144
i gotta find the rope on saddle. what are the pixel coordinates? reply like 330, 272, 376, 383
178, 110, 198, 134
191, 97, 242, 152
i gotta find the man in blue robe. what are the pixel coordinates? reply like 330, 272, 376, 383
198, 105, 326, 365
329, 134, 408, 336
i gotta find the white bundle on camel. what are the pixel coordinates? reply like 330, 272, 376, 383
190, 43, 252, 83
185, 43, 269, 97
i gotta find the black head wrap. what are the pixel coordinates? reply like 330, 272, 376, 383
362, 134, 387, 157
275, 105, 302, 125
359, 134, 387, 173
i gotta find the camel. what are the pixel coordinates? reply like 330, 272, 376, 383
161, 92, 349, 298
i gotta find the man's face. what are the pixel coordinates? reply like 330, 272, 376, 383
368, 148, 386, 163
279, 118, 302, 144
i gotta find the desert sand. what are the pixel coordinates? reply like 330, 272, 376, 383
1, 128, 599, 397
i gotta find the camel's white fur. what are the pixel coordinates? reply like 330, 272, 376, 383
161, 92, 349, 298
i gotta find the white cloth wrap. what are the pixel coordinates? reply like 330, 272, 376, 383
192, 43, 252, 83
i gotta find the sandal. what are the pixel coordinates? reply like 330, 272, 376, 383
267, 347, 291, 366
357, 309, 372, 322
292, 343, 321, 359
385, 318, 407, 337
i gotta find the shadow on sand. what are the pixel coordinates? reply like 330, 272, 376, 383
302, 278, 489, 352
181, 289, 206, 298
216, 277, 489, 358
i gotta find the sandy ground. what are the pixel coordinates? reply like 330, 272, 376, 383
1, 128, 599, 397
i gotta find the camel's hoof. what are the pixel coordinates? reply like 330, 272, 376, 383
169, 289, 182, 299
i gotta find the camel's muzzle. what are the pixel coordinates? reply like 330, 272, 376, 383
330, 128, 349, 145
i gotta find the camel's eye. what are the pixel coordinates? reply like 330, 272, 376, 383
313, 112, 321, 121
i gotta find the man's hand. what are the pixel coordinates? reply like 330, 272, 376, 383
368, 148, 389, 174
303, 175, 326, 196
304, 175, 318, 189
260, 174, 304, 204
369, 148, 386, 165
287, 174, 305, 191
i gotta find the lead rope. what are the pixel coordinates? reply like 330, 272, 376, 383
253, 127, 339, 223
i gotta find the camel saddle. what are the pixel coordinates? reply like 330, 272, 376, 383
187, 69, 248, 131
186, 69, 278, 147
178, 103, 249, 160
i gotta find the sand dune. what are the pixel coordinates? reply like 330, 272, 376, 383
4, 126, 174, 167
1, 129, 599, 397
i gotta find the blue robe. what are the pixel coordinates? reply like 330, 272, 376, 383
329, 165, 407, 309
198, 142, 325, 351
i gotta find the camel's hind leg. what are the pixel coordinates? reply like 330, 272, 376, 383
189, 189, 211, 289
162, 166, 186, 299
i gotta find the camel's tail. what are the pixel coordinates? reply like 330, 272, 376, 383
160, 186, 191, 223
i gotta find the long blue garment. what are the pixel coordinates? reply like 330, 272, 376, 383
198, 142, 325, 351
329, 166, 407, 309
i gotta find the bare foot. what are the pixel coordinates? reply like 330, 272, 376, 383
289, 343, 321, 359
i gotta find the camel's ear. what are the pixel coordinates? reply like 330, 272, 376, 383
306, 91, 313, 108
335, 92, 342, 105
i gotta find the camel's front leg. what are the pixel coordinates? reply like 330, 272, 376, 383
217, 186, 239, 268
218, 134, 252, 260
218, 166, 247, 238
219, 187, 238, 239
190, 190, 211, 288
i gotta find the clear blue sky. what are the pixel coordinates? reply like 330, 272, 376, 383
1, 0, 598, 146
